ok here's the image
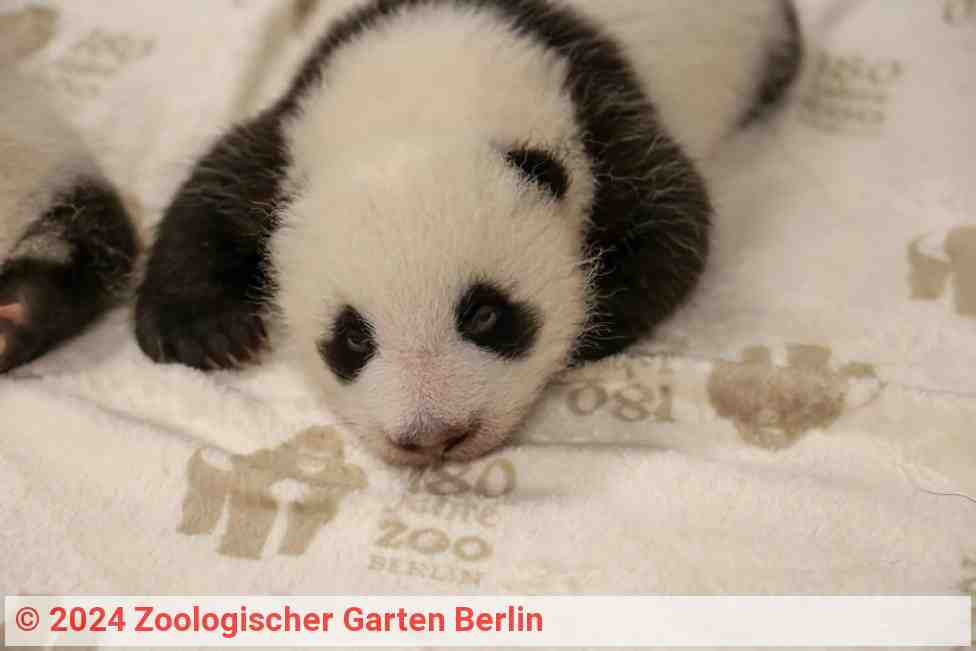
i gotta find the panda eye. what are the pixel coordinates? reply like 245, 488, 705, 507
345, 331, 371, 353
464, 305, 501, 336
318, 306, 376, 383
455, 283, 541, 360
505, 147, 569, 200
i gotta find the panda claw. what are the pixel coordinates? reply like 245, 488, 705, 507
135, 293, 268, 372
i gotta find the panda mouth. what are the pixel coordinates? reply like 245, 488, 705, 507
374, 416, 490, 466
441, 429, 474, 455
379, 426, 480, 466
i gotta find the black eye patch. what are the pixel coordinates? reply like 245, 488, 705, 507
318, 306, 376, 383
505, 147, 569, 200
456, 283, 541, 360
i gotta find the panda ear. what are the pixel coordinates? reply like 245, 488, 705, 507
505, 147, 569, 200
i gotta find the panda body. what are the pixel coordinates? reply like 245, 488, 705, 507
137, 0, 803, 464
0, 73, 138, 373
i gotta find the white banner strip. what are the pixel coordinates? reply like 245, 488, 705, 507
4, 596, 971, 647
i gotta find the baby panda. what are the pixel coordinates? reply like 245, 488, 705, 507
0, 72, 138, 373
136, 0, 803, 464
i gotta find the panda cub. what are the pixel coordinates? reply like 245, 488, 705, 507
0, 72, 138, 374
137, 0, 803, 464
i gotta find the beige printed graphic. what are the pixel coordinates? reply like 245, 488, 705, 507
0, 5, 58, 64
945, 0, 976, 25
707, 345, 884, 450
799, 51, 905, 136
555, 352, 676, 426
909, 227, 976, 318
369, 460, 516, 587
179, 426, 366, 560
48, 29, 155, 102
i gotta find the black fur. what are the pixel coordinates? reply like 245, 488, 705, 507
741, 0, 804, 126
277, 0, 712, 363
135, 112, 287, 369
138, 0, 799, 370
0, 179, 138, 373
319, 306, 377, 382
505, 147, 569, 200
456, 282, 540, 359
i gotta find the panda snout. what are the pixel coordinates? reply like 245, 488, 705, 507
386, 420, 479, 453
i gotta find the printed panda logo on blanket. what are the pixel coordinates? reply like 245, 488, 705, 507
909, 226, 976, 319
944, 0, 976, 25
707, 345, 885, 450
178, 427, 366, 560
0, 5, 58, 64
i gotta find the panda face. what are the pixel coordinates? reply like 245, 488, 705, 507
315, 277, 546, 463
272, 138, 591, 465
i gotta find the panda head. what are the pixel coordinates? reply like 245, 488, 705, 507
272, 136, 593, 465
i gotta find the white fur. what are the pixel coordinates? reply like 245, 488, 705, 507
0, 72, 95, 264
566, 0, 790, 161
269, 0, 791, 464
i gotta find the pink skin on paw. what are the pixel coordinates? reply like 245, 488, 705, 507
0, 302, 26, 325
0, 303, 26, 357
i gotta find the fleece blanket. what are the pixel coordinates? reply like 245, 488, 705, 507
1, 0, 974, 647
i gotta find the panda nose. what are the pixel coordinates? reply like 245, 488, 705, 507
388, 424, 474, 452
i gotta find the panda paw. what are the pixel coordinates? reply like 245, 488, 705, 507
134, 293, 269, 370
0, 262, 90, 374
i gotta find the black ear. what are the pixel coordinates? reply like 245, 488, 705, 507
505, 147, 569, 200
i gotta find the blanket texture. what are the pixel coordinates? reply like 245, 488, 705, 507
1, 0, 974, 649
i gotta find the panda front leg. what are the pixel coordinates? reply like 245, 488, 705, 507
0, 180, 138, 373
135, 115, 288, 370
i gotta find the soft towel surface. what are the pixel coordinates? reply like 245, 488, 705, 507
1, 0, 974, 648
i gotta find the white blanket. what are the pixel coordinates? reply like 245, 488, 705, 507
1, 0, 974, 648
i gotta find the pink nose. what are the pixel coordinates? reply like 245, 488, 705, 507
387, 423, 474, 452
